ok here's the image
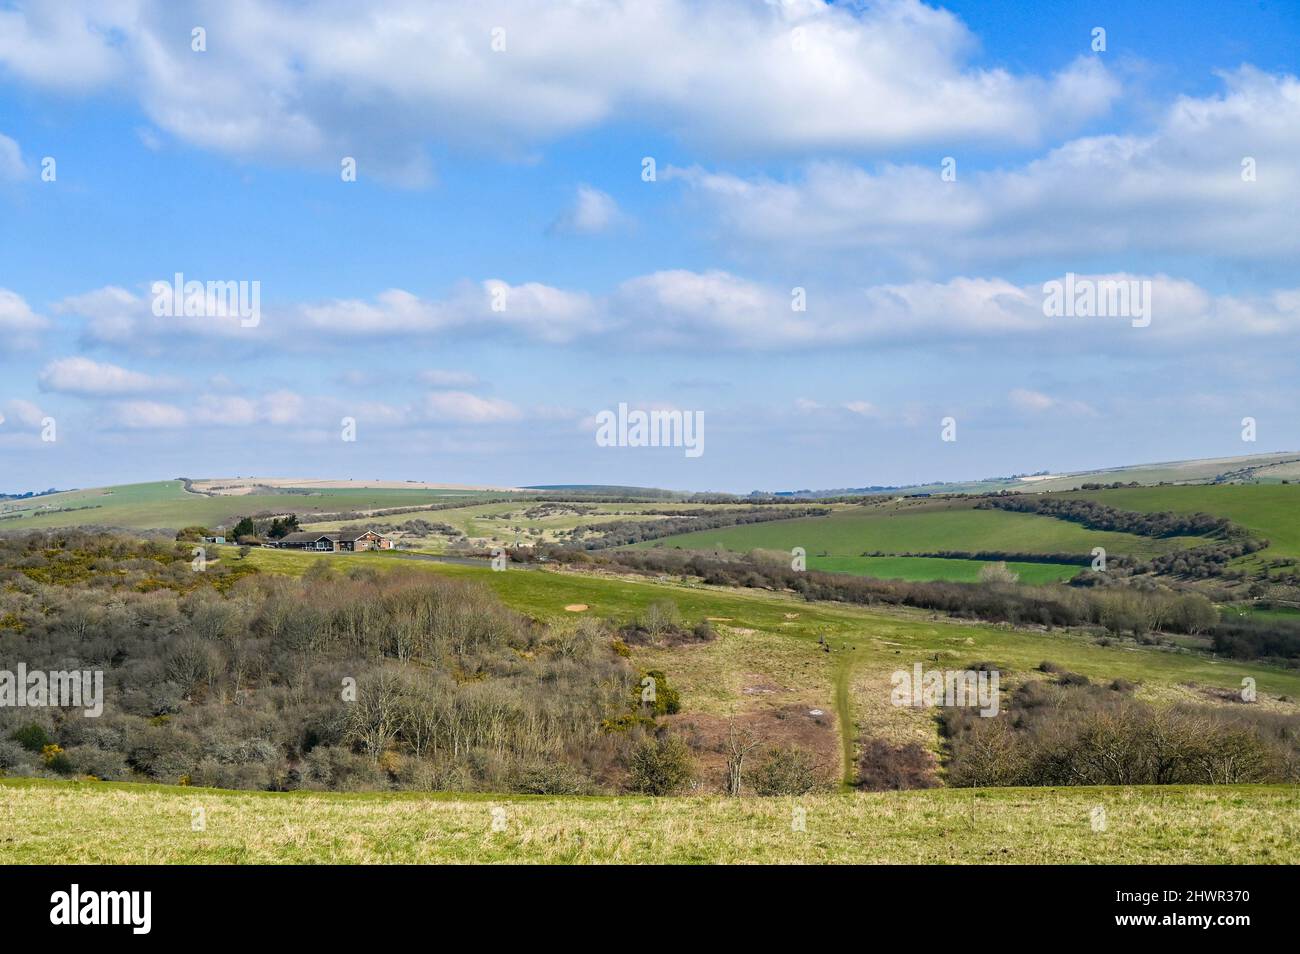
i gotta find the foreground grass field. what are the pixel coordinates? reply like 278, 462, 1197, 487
1, 778, 1294, 864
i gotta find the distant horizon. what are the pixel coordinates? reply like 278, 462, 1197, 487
6, 448, 1298, 500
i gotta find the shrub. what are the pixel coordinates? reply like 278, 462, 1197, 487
979, 562, 1019, 584
0, 739, 33, 771
627, 733, 694, 795
510, 762, 593, 795
65, 746, 130, 781
9, 724, 50, 753
750, 745, 822, 795
639, 669, 681, 716
856, 737, 938, 791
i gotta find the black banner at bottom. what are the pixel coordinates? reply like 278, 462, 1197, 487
0, 864, 1285, 940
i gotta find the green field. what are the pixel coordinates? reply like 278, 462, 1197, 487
0, 481, 494, 531
1068, 484, 1300, 559
808, 554, 1081, 583
631, 499, 1202, 579
1, 778, 1293, 864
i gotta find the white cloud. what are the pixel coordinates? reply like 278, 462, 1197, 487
298, 281, 603, 344
110, 400, 189, 430
551, 186, 625, 235
0, 288, 48, 346
56, 284, 260, 351
1008, 388, 1098, 417
668, 68, 1300, 271
192, 391, 305, 427
54, 270, 1300, 357
0, 2, 128, 91
422, 391, 521, 424
1, 399, 46, 428
0, 0, 1118, 180
38, 357, 178, 395
0, 132, 25, 180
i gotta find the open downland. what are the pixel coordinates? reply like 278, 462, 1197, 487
1068, 484, 1300, 560
1, 778, 1294, 864
234, 547, 1300, 785
629, 498, 1206, 582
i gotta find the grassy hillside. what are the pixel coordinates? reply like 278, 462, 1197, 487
1066, 484, 1300, 559
1, 778, 1292, 863
236, 546, 1300, 783
1003, 452, 1300, 492
630, 498, 1203, 575
304, 500, 751, 550
809, 554, 1081, 583
0, 481, 494, 531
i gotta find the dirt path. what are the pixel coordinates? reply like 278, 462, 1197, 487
832, 649, 861, 787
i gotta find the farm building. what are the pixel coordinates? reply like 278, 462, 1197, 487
276, 529, 393, 552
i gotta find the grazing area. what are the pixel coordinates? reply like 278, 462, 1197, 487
631, 496, 1208, 582
1066, 485, 1300, 561
0, 777, 1294, 864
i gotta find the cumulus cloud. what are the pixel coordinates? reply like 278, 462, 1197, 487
1, 399, 47, 428
667, 68, 1300, 271
297, 281, 603, 345
0, 0, 1118, 181
422, 391, 521, 424
109, 400, 189, 430
192, 390, 306, 427
55, 284, 262, 352
38, 357, 179, 395
53, 270, 1300, 356
0, 132, 25, 180
550, 186, 625, 235
0, 288, 48, 346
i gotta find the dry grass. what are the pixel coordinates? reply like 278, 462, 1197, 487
2, 779, 1295, 864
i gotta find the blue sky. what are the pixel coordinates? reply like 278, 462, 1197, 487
1, 0, 1298, 493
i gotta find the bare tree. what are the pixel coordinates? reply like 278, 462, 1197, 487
723, 721, 763, 796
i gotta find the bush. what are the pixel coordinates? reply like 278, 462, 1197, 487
627, 733, 694, 795
856, 738, 938, 791
750, 745, 821, 795
8, 724, 50, 753
0, 739, 33, 771
510, 762, 593, 795
639, 669, 681, 716
65, 746, 130, 781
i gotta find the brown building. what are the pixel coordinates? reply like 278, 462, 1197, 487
276, 529, 393, 552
